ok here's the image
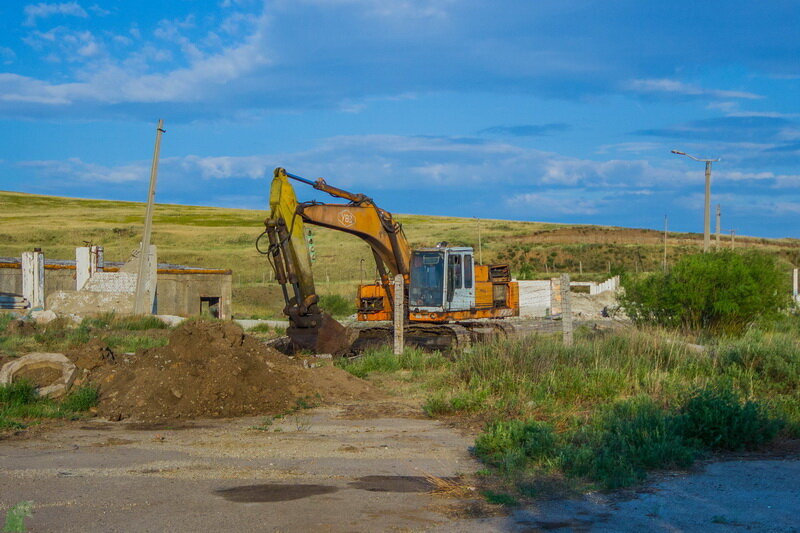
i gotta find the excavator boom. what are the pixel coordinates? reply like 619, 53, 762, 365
261, 168, 348, 354
260, 167, 519, 354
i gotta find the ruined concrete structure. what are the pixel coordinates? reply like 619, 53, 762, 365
0, 250, 232, 319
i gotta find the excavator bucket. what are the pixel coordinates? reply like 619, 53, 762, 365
287, 312, 351, 355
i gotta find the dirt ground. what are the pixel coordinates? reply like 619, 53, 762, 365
1, 405, 800, 532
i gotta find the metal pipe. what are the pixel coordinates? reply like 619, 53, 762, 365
285, 172, 316, 186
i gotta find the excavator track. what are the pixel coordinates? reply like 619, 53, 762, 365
346, 321, 511, 354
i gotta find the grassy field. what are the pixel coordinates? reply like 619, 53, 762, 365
1, 190, 799, 317
338, 317, 800, 496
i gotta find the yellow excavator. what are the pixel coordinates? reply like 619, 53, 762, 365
258, 168, 519, 354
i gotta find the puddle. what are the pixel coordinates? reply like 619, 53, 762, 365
215, 484, 339, 503
348, 475, 452, 493
124, 422, 206, 431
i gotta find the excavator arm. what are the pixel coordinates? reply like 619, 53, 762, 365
261, 167, 410, 353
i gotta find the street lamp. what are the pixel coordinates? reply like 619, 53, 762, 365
671, 150, 720, 252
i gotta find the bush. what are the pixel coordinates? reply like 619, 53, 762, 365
474, 420, 558, 472
423, 389, 489, 416
0, 382, 99, 429
560, 397, 695, 489
60, 385, 100, 413
679, 388, 782, 451
337, 346, 446, 378
620, 251, 790, 333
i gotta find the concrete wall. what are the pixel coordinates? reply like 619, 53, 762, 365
0, 265, 231, 319
0, 267, 75, 296
156, 272, 232, 319
517, 280, 551, 317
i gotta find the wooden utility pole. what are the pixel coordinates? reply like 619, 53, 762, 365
134, 119, 166, 315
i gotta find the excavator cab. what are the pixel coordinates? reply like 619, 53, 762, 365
409, 246, 475, 313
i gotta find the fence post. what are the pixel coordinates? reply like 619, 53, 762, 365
560, 273, 573, 347
793, 268, 798, 303
21, 250, 45, 310
393, 274, 404, 355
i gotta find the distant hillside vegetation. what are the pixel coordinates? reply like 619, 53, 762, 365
1, 191, 798, 318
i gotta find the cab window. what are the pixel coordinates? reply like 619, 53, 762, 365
448, 254, 462, 289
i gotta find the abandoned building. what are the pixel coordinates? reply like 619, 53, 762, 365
0, 247, 232, 319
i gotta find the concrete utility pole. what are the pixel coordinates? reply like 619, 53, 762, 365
134, 119, 166, 315
663, 215, 668, 271
475, 217, 483, 265
559, 273, 573, 347
393, 274, 404, 355
730, 229, 736, 249
671, 150, 720, 252
716, 205, 721, 247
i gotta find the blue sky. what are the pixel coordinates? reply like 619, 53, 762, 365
1, 1, 799, 237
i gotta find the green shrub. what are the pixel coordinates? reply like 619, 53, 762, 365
113, 315, 170, 330
481, 490, 519, 506
679, 388, 782, 451
248, 323, 274, 333
423, 389, 489, 416
474, 419, 558, 472
560, 397, 695, 489
318, 294, 355, 317
3, 501, 33, 533
1, 382, 99, 429
0, 381, 37, 406
718, 330, 800, 393
81, 313, 168, 331
60, 385, 100, 413
0, 313, 14, 332
337, 346, 446, 378
620, 251, 790, 333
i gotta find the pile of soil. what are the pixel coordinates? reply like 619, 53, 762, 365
73, 321, 375, 420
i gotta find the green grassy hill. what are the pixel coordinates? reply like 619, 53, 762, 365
2, 190, 798, 318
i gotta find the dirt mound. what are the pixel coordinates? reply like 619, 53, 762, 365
86, 321, 375, 420
69, 339, 116, 371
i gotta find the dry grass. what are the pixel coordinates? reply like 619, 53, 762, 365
423, 473, 477, 498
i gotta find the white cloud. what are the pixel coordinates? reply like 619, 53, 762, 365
285, 0, 454, 19
7, 8, 271, 107
19, 157, 147, 183
506, 191, 604, 215
627, 78, 762, 100
23, 28, 103, 62
23, 2, 88, 26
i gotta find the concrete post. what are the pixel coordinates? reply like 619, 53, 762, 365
393, 274, 404, 355
134, 119, 165, 314
550, 277, 561, 316
560, 273, 573, 347
21, 250, 44, 310
793, 268, 798, 303
76, 245, 104, 290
